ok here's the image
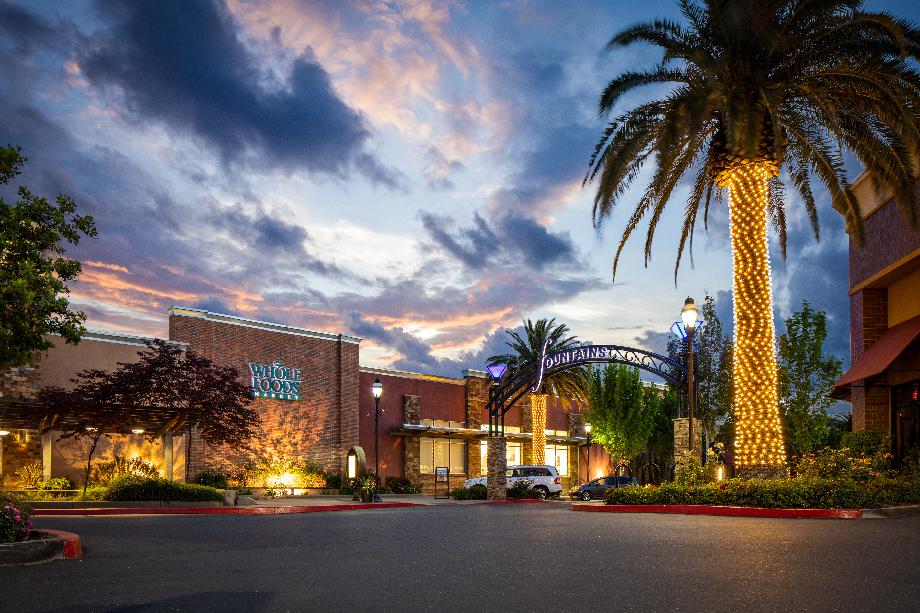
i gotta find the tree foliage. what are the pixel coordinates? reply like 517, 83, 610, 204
42, 340, 260, 488
0, 145, 97, 369
586, 364, 663, 463
778, 301, 843, 456
585, 0, 920, 279
488, 318, 588, 402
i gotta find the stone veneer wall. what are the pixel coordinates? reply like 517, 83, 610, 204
464, 375, 487, 479
169, 311, 360, 479
486, 437, 507, 500
672, 418, 702, 457
1, 364, 42, 485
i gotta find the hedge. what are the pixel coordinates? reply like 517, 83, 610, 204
105, 476, 223, 502
604, 477, 920, 509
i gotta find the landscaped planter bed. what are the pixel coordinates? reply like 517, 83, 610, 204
0, 529, 82, 565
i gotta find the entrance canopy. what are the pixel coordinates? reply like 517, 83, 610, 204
833, 313, 920, 399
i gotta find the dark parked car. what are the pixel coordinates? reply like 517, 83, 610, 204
570, 476, 638, 501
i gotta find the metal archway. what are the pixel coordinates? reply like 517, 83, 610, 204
486, 343, 687, 435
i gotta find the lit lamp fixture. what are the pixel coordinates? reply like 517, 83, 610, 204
372, 377, 383, 503
680, 297, 701, 457
486, 363, 507, 381
583, 421, 592, 482
0, 428, 8, 437
131, 428, 145, 435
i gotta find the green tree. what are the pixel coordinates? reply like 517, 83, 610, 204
777, 301, 843, 457
586, 364, 661, 464
0, 146, 97, 369
489, 319, 587, 464
586, 0, 920, 470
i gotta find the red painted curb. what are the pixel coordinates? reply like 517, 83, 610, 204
571, 503, 862, 519
37, 529, 82, 559
33, 503, 421, 517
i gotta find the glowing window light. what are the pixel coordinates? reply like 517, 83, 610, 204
717, 160, 787, 469
347, 454, 357, 480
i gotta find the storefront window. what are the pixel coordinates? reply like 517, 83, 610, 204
479, 440, 522, 475
545, 444, 569, 476
420, 437, 467, 474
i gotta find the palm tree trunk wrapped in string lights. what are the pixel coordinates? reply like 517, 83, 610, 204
585, 0, 920, 477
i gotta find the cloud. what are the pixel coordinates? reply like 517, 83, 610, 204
79, 0, 400, 186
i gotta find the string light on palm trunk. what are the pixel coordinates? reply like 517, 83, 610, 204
531, 393, 547, 465
717, 160, 787, 468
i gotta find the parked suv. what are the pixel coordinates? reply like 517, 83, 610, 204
570, 476, 638, 501
463, 465, 563, 498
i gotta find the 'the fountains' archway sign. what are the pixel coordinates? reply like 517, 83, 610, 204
249, 361, 301, 400
487, 342, 686, 436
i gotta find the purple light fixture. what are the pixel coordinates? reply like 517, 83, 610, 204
487, 363, 507, 381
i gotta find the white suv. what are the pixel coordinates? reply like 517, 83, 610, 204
463, 465, 563, 498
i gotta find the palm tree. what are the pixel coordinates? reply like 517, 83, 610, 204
585, 0, 920, 473
489, 319, 588, 464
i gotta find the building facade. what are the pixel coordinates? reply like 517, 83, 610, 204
834, 175, 920, 464
2, 306, 609, 491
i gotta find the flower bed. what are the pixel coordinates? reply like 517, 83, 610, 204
1, 499, 32, 543
604, 477, 920, 509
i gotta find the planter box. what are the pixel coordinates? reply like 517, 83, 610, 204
0, 530, 81, 565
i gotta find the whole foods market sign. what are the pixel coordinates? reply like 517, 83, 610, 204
249, 361, 301, 400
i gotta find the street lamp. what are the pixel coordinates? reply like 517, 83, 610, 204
486, 363, 507, 435
681, 297, 700, 455
584, 421, 592, 482
372, 377, 383, 503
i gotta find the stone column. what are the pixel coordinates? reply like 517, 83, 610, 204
162, 433, 174, 480
41, 430, 52, 482
487, 437, 507, 500
672, 417, 702, 457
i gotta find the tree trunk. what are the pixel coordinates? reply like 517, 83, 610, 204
530, 393, 547, 465
722, 161, 787, 471
82, 434, 101, 495
185, 423, 192, 483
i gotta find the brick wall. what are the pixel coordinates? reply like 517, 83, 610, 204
169, 312, 360, 479
849, 195, 920, 289
849, 289, 890, 433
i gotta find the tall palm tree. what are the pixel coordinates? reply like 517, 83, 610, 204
586, 0, 920, 473
489, 319, 588, 464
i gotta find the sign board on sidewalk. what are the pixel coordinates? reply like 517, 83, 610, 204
434, 466, 449, 499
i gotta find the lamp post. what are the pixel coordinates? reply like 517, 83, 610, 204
372, 377, 383, 503
681, 297, 700, 455
486, 364, 508, 435
584, 421, 592, 482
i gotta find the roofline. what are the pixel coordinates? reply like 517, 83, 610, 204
359, 365, 465, 385
52, 330, 187, 349
168, 306, 362, 345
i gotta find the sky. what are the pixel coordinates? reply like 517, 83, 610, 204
2, 0, 917, 378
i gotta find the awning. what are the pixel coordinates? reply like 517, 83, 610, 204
833, 313, 920, 398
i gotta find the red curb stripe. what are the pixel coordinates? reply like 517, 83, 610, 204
33, 503, 422, 516
36, 529, 82, 559
571, 503, 861, 519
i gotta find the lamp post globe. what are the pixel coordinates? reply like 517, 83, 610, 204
372, 377, 382, 502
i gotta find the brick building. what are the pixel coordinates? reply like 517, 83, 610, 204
1, 306, 609, 491
833, 175, 920, 464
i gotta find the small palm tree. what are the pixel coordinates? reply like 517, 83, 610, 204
489, 319, 588, 464
586, 0, 920, 472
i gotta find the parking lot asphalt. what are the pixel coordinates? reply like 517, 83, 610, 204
3, 504, 919, 612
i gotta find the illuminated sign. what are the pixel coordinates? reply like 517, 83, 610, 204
248, 361, 301, 400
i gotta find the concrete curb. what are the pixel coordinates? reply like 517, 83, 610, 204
572, 503, 862, 519
0, 529, 82, 565
490, 499, 548, 504
860, 504, 920, 519
33, 503, 422, 516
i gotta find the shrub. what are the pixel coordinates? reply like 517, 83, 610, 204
93, 455, 160, 485
796, 447, 891, 481
14, 463, 43, 489
384, 477, 422, 494
39, 477, 75, 491
840, 432, 890, 456
604, 476, 920, 509
450, 484, 487, 500
1, 499, 32, 543
507, 478, 538, 499
245, 459, 327, 489
105, 476, 223, 502
674, 450, 720, 485
194, 471, 229, 489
